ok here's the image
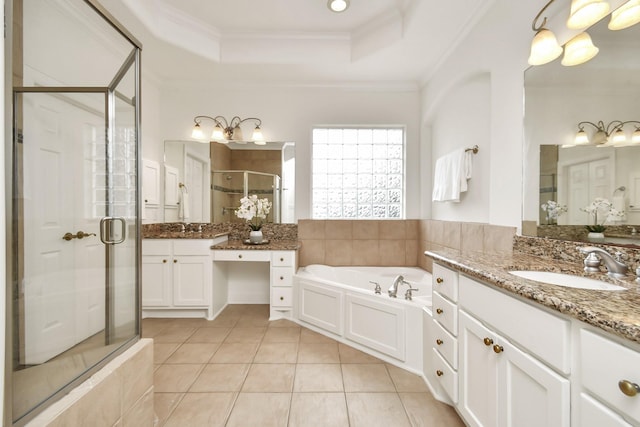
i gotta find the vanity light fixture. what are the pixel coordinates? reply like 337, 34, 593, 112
574, 120, 640, 146
567, 0, 611, 30
191, 115, 265, 145
608, 0, 640, 30
528, 0, 564, 65
328, 0, 349, 12
561, 31, 599, 66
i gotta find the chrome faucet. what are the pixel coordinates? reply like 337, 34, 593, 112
404, 287, 420, 301
577, 246, 629, 279
389, 275, 408, 298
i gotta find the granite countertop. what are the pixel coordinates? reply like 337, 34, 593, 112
211, 239, 301, 251
426, 249, 640, 345
143, 231, 230, 239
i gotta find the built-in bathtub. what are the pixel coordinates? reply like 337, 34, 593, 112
294, 265, 432, 374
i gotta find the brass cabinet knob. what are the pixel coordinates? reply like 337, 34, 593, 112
162, 259, 167, 263
436, 370, 444, 377
436, 339, 443, 346
280, 296, 284, 301
483, 337, 494, 346
280, 276, 284, 280
619, 380, 640, 397
173, 259, 177, 263
493, 344, 504, 354
62, 232, 75, 241
238, 254, 243, 259
436, 277, 444, 284
436, 308, 443, 315
280, 257, 284, 262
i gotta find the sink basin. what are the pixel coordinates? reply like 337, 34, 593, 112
508, 270, 626, 291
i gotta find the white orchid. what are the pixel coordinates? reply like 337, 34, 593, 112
235, 194, 272, 230
540, 200, 567, 221
580, 197, 624, 232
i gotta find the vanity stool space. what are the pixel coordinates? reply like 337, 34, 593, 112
212, 245, 299, 320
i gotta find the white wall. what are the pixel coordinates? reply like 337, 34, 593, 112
157, 84, 421, 220
421, 0, 541, 227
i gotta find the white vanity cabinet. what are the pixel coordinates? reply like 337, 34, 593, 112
577, 328, 640, 426
142, 239, 213, 319
431, 264, 459, 404
458, 274, 570, 427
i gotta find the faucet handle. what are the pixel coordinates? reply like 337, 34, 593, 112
615, 252, 627, 262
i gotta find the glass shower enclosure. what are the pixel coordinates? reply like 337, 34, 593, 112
7, 0, 141, 424
212, 170, 281, 224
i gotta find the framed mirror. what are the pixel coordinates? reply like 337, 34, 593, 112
523, 16, 640, 247
163, 140, 295, 224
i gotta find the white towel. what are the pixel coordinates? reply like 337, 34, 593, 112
178, 192, 190, 221
432, 148, 473, 203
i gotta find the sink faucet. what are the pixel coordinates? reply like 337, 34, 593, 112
389, 275, 409, 298
577, 246, 629, 279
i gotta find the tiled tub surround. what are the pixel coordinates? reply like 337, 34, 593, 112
426, 244, 640, 345
297, 219, 516, 269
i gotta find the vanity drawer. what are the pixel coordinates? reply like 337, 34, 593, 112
581, 329, 640, 424
142, 240, 172, 256
433, 291, 458, 336
271, 267, 294, 287
433, 263, 459, 302
432, 318, 458, 369
271, 251, 295, 267
173, 239, 212, 256
271, 287, 293, 307
459, 275, 571, 374
432, 348, 458, 404
213, 250, 270, 262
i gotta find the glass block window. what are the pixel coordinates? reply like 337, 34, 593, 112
312, 127, 404, 219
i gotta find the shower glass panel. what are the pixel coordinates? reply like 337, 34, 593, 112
8, 0, 141, 424
212, 170, 281, 224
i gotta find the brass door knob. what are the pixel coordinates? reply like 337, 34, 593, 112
619, 380, 640, 397
436, 370, 444, 377
62, 232, 76, 241
436, 339, 443, 346
76, 231, 96, 239
436, 308, 443, 314
436, 277, 444, 284
483, 337, 494, 346
493, 344, 504, 354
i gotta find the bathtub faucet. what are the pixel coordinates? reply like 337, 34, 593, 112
389, 275, 410, 298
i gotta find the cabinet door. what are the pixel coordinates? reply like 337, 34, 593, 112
173, 256, 210, 306
141, 255, 172, 307
142, 159, 160, 206
459, 310, 498, 427
498, 338, 570, 427
579, 393, 632, 427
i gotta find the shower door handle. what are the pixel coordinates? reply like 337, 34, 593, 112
100, 217, 127, 245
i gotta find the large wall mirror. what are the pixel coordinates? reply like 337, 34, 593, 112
163, 140, 295, 224
523, 14, 640, 247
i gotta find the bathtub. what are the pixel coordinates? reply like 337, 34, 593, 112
294, 265, 432, 374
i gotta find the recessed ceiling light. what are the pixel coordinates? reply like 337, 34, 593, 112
328, 0, 350, 13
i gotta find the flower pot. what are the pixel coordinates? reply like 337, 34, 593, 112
249, 230, 263, 244
588, 232, 605, 241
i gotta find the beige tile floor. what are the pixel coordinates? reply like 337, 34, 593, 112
143, 304, 465, 427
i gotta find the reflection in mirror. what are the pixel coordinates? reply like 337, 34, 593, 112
163, 140, 295, 223
523, 15, 640, 247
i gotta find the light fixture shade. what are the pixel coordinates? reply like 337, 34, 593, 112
561, 32, 599, 66
232, 125, 244, 142
632, 127, 640, 143
528, 29, 563, 65
211, 124, 225, 141
575, 129, 590, 144
567, 0, 611, 29
612, 128, 627, 143
328, 0, 349, 12
608, 0, 640, 30
191, 123, 205, 140
252, 126, 265, 143
592, 129, 609, 145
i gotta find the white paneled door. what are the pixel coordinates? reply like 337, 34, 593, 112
22, 93, 106, 364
